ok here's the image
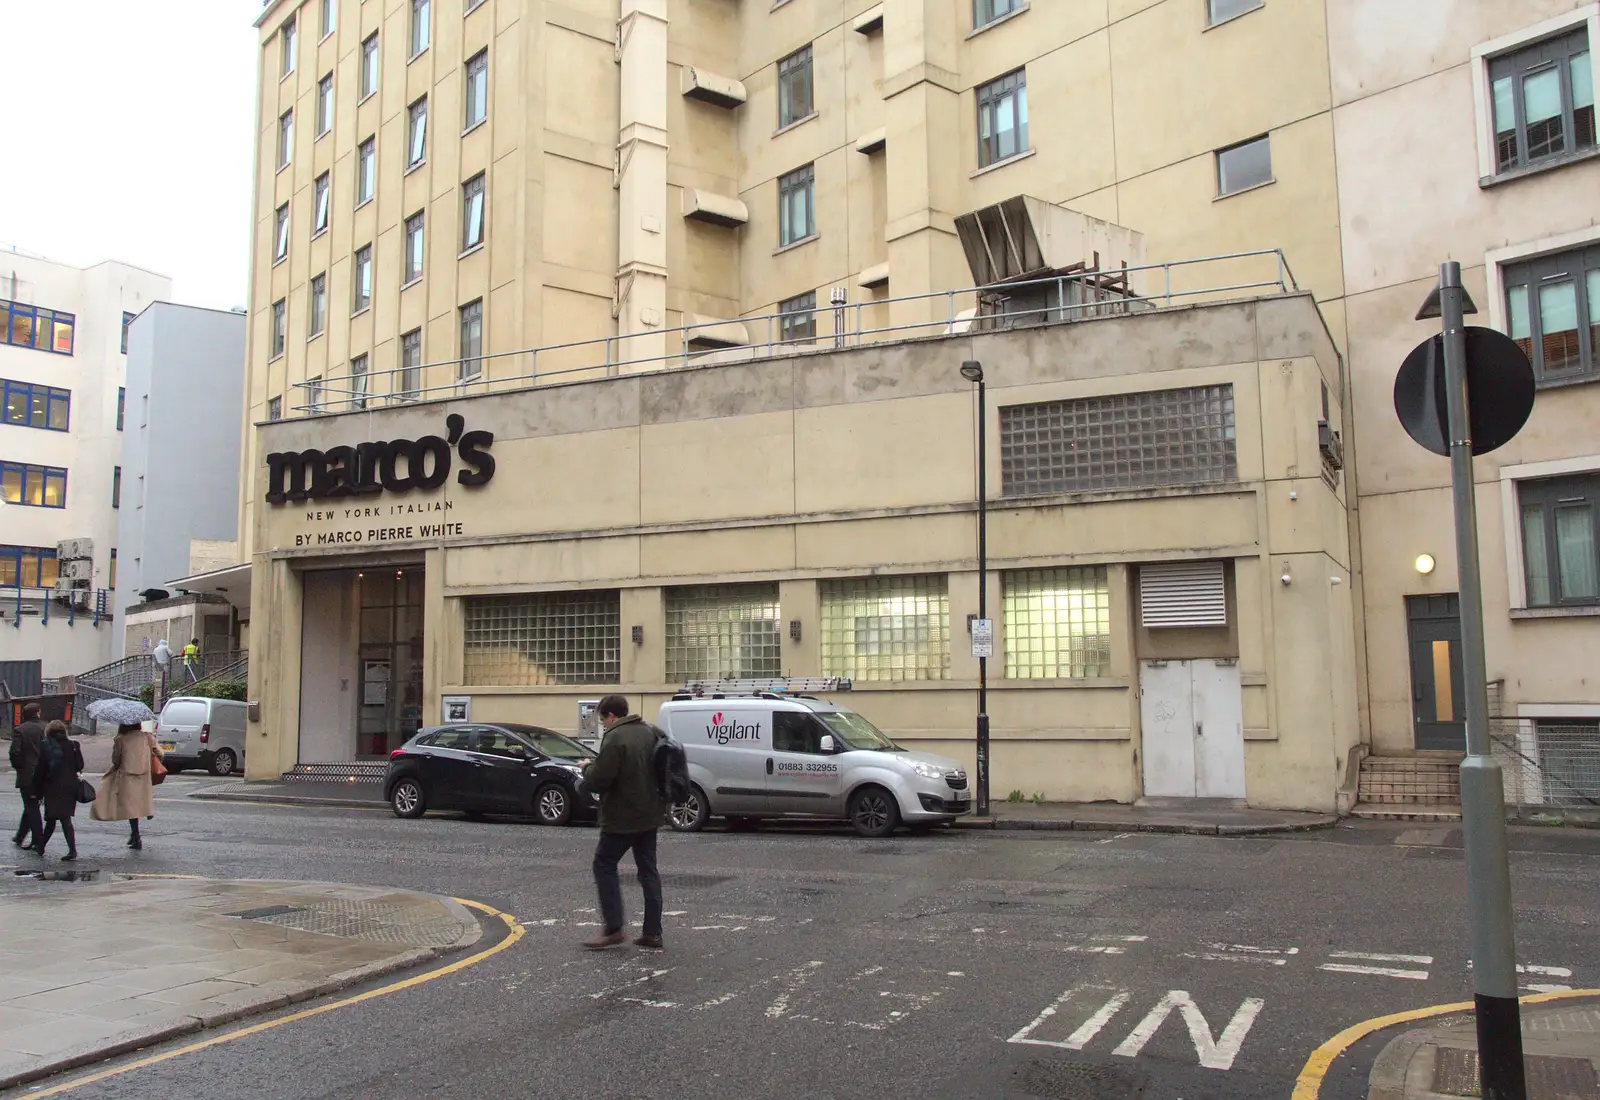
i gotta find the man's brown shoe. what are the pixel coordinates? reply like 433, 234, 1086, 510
583, 931, 626, 951
634, 935, 664, 950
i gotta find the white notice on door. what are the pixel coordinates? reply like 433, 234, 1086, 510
971, 618, 994, 658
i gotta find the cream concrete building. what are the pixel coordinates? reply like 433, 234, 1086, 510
237, 0, 1599, 811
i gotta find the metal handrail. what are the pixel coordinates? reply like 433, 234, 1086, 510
287, 248, 1300, 414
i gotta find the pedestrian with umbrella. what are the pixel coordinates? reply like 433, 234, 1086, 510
86, 698, 164, 851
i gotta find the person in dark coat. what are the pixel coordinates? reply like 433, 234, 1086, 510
580, 694, 667, 952
32, 721, 84, 861
9, 701, 45, 850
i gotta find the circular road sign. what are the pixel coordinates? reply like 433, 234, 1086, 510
1393, 327, 1535, 457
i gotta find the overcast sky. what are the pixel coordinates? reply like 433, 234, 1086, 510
0, 1, 261, 309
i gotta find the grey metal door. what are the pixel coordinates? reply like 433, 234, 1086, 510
1406, 594, 1465, 751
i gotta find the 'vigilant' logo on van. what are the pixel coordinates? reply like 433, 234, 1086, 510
706, 712, 761, 745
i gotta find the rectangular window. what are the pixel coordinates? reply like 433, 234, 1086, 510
1216, 134, 1272, 195
320, 0, 335, 38
461, 173, 485, 249
1502, 243, 1600, 383
353, 244, 373, 312
458, 299, 483, 381
1520, 474, 1600, 607
309, 273, 327, 337
820, 574, 950, 682
974, 0, 1023, 27
1489, 28, 1594, 175
112, 466, 121, 509
271, 298, 286, 359
357, 137, 375, 204
116, 387, 124, 431
274, 202, 290, 261
350, 353, 369, 410
109, 548, 116, 591
665, 584, 782, 682
1207, 0, 1263, 26
1001, 384, 1238, 496
120, 310, 135, 354
778, 292, 816, 343
1530, 720, 1600, 807
361, 32, 379, 99
0, 462, 68, 508
2, 379, 71, 432
313, 172, 330, 234
977, 69, 1028, 167
407, 96, 427, 167
278, 109, 293, 169
267, 396, 282, 421
1003, 567, 1112, 679
778, 163, 815, 246
403, 211, 425, 283
280, 14, 296, 77
463, 590, 622, 685
0, 301, 75, 355
0, 545, 59, 589
317, 72, 334, 136
306, 375, 323, 413
466, 0, 488, 11
411, 0, 430, 57
778, 45, 814, 128
465, 49, 488, 128
399, 328, 421, 399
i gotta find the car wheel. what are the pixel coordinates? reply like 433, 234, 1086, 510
390, 778, 427, 819
667, 785, 710, 832
849, 786, 900, 839
535, 784, 572, 826
209, 749, 238, 777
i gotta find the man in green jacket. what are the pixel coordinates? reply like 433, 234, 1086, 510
582, 694, 666, 951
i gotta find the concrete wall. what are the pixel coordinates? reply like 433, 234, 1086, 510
115, 303, 246, 652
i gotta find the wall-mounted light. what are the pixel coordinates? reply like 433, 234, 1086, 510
1280, 564, 1292, 587
631, 625, 644, 645
1415, 553, 1436, 575
789, 620, 802, 643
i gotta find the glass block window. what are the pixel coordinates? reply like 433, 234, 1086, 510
463, 590, 621, 685
1001, 384, 1237, 497
1003, 567, 1112, 679
820, 574, 950, 682
665, 583, 782, 682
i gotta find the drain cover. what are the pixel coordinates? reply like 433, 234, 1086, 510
227, 905, 309, 920
1010, 1058, 1146, 1100
1433, 1048, 1600, 1098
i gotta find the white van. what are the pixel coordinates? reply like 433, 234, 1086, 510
658, 680, 970, 837
155, 697, 248, 777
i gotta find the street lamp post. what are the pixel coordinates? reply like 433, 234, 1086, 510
961, 360, 990, 817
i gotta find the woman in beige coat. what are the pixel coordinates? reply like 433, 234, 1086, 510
91, 722, 161, 850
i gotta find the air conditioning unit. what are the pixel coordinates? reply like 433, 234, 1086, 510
56, 538, 94, 562
1318, 421, 1345, 471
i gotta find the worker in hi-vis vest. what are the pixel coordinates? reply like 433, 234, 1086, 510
183, 638, 200, 683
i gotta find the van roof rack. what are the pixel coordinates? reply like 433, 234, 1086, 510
675, 677, 852, 699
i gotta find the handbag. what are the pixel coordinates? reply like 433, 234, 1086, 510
77, 778, 96, 804
150, 748, 168, 786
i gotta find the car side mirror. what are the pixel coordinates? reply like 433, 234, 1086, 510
819, 734, 836, 754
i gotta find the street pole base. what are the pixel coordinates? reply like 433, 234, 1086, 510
1475, 993, 1527, 1100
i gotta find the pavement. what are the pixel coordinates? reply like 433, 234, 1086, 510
0, 873, 482, 1091
1367, 1000, 1600, 1099
190, 778, 1340, 834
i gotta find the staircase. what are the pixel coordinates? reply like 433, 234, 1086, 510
1350, 754, 1464, 821
74, 654, 153, 699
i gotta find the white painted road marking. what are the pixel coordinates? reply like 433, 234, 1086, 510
1183, 943, 1299, 966
1319, 950, 1432, 980
1111, 990, 1265, 1071
1330, 951, 1433, 965
1009, 985, 1129, 1050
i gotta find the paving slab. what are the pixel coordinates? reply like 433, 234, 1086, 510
0, 874, 482, 1091
951, 798, 1338, 835
1369, 1000, 1600, 1099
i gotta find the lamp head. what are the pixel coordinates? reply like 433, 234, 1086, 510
960, 361, 984, 383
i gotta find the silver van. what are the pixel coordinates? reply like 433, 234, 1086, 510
155, 697, 248, 776
657, 680, 970, 838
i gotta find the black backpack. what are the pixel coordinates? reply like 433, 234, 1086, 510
652, 728, 692, 804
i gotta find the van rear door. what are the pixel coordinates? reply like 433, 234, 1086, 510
157, 699, 209, 754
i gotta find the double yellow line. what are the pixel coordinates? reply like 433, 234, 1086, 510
27, 897, 524, 1097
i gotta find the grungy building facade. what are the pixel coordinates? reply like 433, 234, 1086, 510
236, 0, 1600, 812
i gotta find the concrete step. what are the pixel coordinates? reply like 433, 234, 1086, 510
1349, 801, 1463, 822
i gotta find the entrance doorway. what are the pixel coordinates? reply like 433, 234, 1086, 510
357, 568, 424, 757
1406, 593, 1464, 751
1139, 659, 1246, 799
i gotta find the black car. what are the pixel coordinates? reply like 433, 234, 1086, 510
384, 723, 600, 825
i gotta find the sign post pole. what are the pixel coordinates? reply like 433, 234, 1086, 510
1437, 260, 1525, 1100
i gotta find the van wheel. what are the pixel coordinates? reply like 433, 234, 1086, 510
668, 785, 710, 832
849, 786, 900, 838
390, 778, 427, 819
535, 784, 571, 826
208, 749, 238, 777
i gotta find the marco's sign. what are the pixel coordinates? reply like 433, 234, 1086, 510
265, 413, 495, 504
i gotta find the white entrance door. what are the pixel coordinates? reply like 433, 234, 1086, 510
1139, 659, 1246, 800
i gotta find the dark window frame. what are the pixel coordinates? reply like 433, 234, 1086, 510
777, 163, 815, 247
399, 328, 422, 400
1216, 134, 1273, 195
1502, 242, 1600, 385
361, 32, 380, 99
0, 461, 69, 509
350, 353, 369, 410
316, 72, 334, 137
308, 272, 327, 337
1488, 27, 1595, 176
1519, 473, 1600, 607
411, 0, 431, 57
778, 292, 817, 343
407, 95, 428, 167
973, 0, 1023, 29
0, 544, 59, 588
403, 211, 425, 283
1207, 0, 1264, 28
278, 108, 294, 170
459, 299, 483, 382
313, 171, 331, 234
356, 137, 376, 205
976, 68, 1028, 168
0, 300, 76, 356
116, 387, 124, 431
465, 49, 488, 129
274, 202, 290, 261
1, 379, 71, 432
112, 466, 121, 509
120, 310, 135, 354
270, 298, 287, 359
462, 172, 486, 250
778, 45, 814, 128
353, 244, 373, 312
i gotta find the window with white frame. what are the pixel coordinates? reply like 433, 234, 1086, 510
977, 69, 1028, 168
404, 211, 425, 283
398, 329, 421, 400
280, 14, 296, 78
1503, 242, 1600, 383
1216, 134, 1272, 195
1489, 27, 1595, 175
778, 163, 814, 246
313, 172, 330, 234
274, 203, 290, 261
974, 0, 1023, 29
350, 353, 369, 410
462, 173, 485, 250
357, 137, 375, 204
778, 45, 813, 128
361, 32, 379, 99
1520, 473, 1599, 607
820, 574, 950, 682
316, 73, 333, 136
1003, 567, 1112, 679
308, 273, 326, 338
352, 244, 372, 312
278, 109, 293, 169
465, 50, 488, 129
270, 299, 286, 359
407, 96, 427, 167
411, 0, 430, 57
459, 299, 482, 382
779, 292, 815, 343
1207, 0, 1263, 27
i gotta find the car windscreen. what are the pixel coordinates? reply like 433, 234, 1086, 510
498, 725, 591, 761
816, 710, 902, 752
